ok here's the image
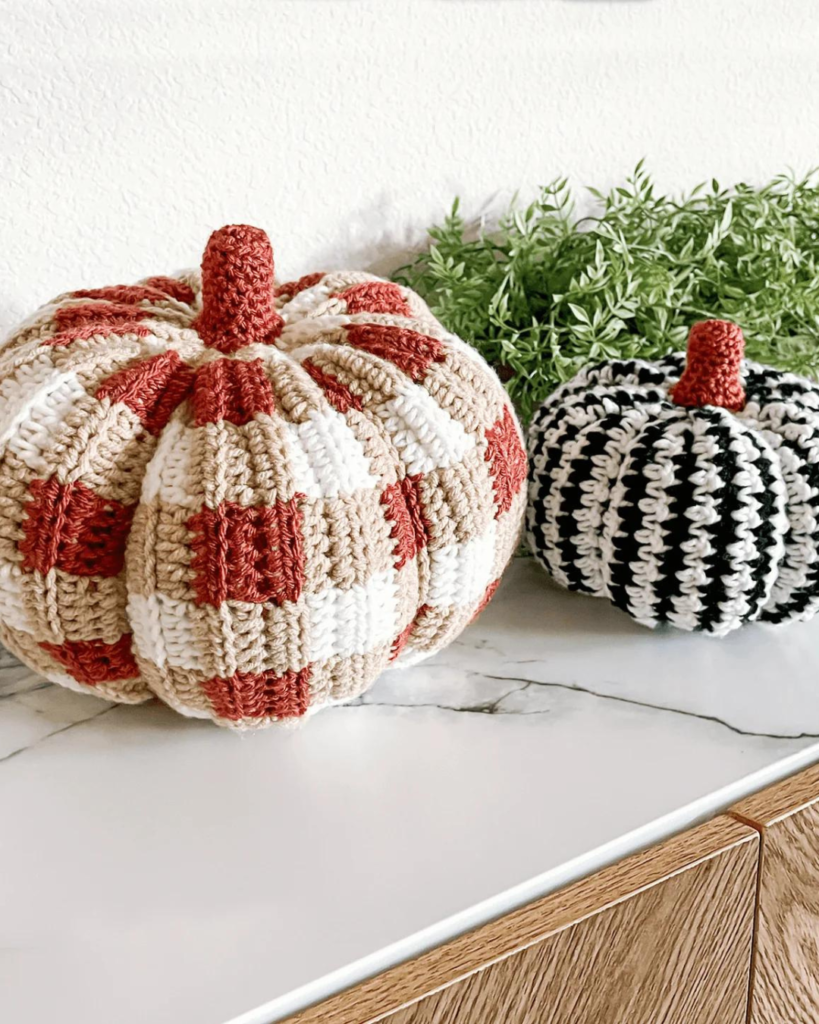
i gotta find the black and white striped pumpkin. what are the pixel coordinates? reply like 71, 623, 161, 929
526, 320, 819, 635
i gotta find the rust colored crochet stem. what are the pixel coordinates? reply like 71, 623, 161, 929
671, 320, 746, 412
195, 224, 284, 353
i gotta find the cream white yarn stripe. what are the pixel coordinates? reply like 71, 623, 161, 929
306, 570, 398, 662
374, 384, 474, 477
128, 592, 202, 671
427, 522, 497, 609
286, 407, 378, 499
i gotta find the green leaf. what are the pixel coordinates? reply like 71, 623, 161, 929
392, 166, 819, 424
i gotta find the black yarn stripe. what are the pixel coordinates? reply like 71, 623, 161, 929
552, 412, 633, 594
531, 382, 606, 429
649, 422, 703, 626
530, 384, 668, 455
741, 433, 782, 619
529, 384, 667, 540
606, 414, 684, 619
527, 371, 623, 434
654, 353, 686, 374
540, 361, 672, 422
694, 413, 749, 633
528, 405, 596, 564
529, 388, 642, 507
648, 352, 686, 385
529, 389, 636, 574
582, 358, 673, 391
744, 364, 819, 410
760, 424, 819, 622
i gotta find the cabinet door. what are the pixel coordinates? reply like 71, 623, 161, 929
285, 816, 758, 1024
732, 762, 819, 1024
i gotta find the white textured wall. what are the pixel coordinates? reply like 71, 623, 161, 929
1, 0, 817, 334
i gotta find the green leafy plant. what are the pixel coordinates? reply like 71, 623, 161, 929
394, 163, 819, 422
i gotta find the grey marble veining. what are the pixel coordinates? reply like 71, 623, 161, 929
5, 558, 817, 759
2, 557, 818, 1024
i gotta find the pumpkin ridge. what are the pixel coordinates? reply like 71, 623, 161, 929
543, 414, 615, 595
95, 350, 196, 436
691, 413, 746, 634
752, 406, 819, 621
527, 390, 650, 582
741, 429, 787, 618
603, 413, 684, 623
638, 421, 701, 627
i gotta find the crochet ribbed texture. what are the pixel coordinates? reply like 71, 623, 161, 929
0, 225, 527, 727
527, 320, 819, 636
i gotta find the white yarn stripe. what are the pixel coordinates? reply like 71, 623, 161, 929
427, 521, 497, 609
714, 428, 786, 633
692, 421, 782, 634
707, 430, 762, 634
307, 570, 398, 662
527, 391, 623, 588
128, 591, 202, 671
3, 370, 88, 476
0, 351, 55, 415
526, 403, 589, 587
564, 406, 660, 597
753, 407, 819, 620
539, 413, 595, 589
530, 357, 675, 435
745, 363, 819, 411
764, 441, 818, 609
664, 418, 726, 632
527, 375, 591, 439
374, 384, 473, 477
0, 562, 32, 635
746, 433, 789, 614
279, 281, 335, 322
49, 669, 111, 697
127, 592, 167, 669
141, 416, 201, 509
615, 413, 688, 627
284, 407, 377, 499
278, 314, 349, 352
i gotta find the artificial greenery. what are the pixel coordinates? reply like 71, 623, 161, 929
394, 163, 819, 422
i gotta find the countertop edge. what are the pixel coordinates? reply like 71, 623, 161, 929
232, 738, 819, 1024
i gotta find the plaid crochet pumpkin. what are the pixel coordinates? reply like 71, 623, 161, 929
0, 225, 526, 727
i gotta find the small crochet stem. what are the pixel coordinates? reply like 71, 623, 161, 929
671, 320, 746, 412
195, 224, 284, 353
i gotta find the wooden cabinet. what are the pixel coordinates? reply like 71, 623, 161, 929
285, 817, 758, 1024
731, 763, 819, 1024
284, 764, 819, 1024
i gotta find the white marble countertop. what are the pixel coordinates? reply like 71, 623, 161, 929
2, 557, 819, 1024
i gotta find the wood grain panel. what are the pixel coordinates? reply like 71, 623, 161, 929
284, 816, 758, 1024
732, 762, 819, 1024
